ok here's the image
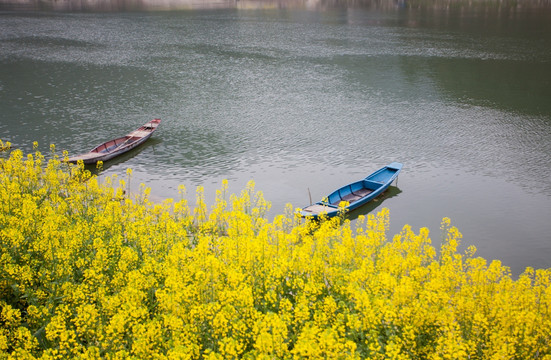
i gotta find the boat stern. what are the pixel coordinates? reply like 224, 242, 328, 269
298, 203, 339, 219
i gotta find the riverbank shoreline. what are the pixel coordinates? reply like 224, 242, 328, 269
2, 0, 551, 11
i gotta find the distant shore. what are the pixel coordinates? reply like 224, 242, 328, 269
1, 0, 551, 11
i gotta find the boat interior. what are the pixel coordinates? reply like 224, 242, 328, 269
326, 180, 383, 206
301, 180, 383, 214
92, 136, 136, 154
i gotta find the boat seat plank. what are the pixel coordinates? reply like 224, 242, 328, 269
71, 153, 100, 160
302, 204, 337, 214
129, 130, 151, 137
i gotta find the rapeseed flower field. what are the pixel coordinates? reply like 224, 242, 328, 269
1, 142, 550, 359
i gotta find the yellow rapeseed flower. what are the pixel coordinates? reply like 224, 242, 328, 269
0, 143, 550, 359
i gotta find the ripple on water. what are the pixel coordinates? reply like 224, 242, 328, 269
1, 9, 551, 275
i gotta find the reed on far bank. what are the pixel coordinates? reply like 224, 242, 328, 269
1, 144, 550, 359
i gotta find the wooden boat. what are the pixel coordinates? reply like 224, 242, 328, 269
299, 162, 402, 219
68, 119, 161, 164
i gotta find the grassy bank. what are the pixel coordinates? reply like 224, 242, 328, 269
1, 143, 550, 359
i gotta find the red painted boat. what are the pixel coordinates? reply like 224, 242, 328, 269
68, 118, 161, 164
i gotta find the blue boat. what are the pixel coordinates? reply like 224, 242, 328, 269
299, 162, 403, 219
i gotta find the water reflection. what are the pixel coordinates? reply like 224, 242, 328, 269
347, 185, 403, 221
429, 58, 551, 115
2, 0, 551, 11
1, 4, 550, 276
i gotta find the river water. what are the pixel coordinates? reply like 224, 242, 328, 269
1, 4, 550, 275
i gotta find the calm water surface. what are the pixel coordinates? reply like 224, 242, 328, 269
1, 5, 551, 275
